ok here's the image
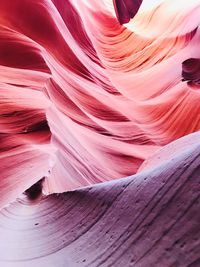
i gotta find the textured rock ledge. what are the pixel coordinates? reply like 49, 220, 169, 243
0, 133, 199, 267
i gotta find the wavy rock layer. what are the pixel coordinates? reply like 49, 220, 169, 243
0, 0, 200, 202
0, 132, 199, 267
0, 1, 200, 266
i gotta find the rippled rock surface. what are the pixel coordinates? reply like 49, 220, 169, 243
0, 0, 200, 266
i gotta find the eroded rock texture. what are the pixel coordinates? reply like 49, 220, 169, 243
0, 132, 200, 266
0, 0, 200, 266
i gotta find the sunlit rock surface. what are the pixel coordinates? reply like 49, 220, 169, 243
0, 0, 200, 266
